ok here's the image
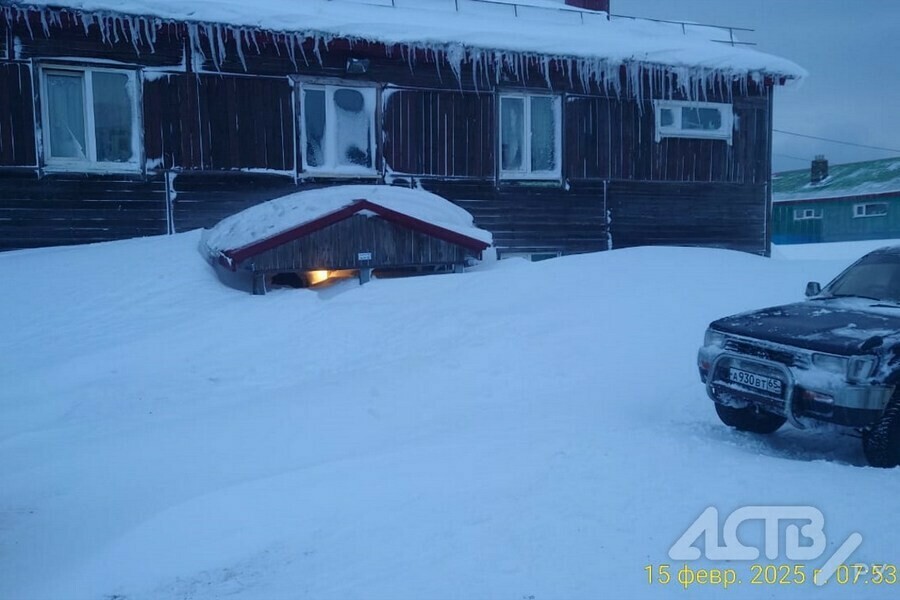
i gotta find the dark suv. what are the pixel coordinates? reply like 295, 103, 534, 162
698, 245, 900, 467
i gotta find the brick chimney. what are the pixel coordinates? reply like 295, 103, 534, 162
810, 155, 829, 184
565, 0, 610, 12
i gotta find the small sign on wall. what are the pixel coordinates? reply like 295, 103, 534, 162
358, 252, 372, 261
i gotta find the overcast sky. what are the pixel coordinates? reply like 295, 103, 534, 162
610, 0, 900, 172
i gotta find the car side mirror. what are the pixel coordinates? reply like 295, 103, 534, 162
805, 281, 822, 297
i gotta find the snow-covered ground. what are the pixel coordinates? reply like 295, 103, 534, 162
772, 238, 900, 261
1, 234, 899, 599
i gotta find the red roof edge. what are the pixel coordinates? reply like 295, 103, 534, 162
223, 199, 490, 269
359, 199, 491, 253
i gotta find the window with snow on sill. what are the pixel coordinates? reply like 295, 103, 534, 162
654, 100, 734, 145
301, 84, 377, 175
793, 208, 823, 221
853, 203, 889, 218
40, 65, 141, 172
499, 93, 561, 180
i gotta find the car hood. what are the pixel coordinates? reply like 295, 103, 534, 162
711, 298, 900, 355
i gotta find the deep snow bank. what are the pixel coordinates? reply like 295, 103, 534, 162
1, 234, 897, 600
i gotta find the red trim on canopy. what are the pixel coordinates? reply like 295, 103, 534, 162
221, 198, 491, 269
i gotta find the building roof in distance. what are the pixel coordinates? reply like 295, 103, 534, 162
773, 157, 900, 203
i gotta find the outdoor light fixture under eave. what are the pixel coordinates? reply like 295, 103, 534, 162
346, 58, 370, 74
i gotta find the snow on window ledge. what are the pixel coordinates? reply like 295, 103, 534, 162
42, 162, 142, 175
653, 100, 734, 145
299, 167, 381, 179
498, 172, 563, 182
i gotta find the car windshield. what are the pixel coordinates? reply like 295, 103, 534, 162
825, 253, 900, 303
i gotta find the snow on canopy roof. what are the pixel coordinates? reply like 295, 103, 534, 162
201, 185, 493, 259
12, 0, 806, 81
773, 157, 900, 203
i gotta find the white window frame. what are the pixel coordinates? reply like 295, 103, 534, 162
653, 100, 734, 145
39, 64, 141, 172
793, 207, 823, 221
499, 93, 562, 180
299, 83, 377, 175
853, 202, 888, 218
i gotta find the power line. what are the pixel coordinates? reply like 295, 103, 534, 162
774, 153, 813, 163
773, 129, 900, 154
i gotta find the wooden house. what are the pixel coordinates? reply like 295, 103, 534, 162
0, 0, 804, 257
773, 156, 900, 245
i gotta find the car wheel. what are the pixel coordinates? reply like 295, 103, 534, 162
715, 402, 787, 434
862, 395, 900, 468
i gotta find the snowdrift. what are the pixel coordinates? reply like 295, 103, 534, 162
1, 235, 898, 599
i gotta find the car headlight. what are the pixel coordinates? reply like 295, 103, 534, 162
848, 356, 878, 382
704, 329, 727, 348
812, 353, 848, 375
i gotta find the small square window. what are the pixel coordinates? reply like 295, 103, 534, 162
301, 84, 376, 174
499, 94, 561, 179
653, 100, 733, 144
793, 208, 823, 221
41, 66, 140, 170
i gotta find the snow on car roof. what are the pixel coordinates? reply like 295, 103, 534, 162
10, 0, 806, 81
201, 185, 493, 257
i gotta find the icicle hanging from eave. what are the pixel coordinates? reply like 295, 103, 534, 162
4, 4, 788, 101
5, 4, 181, 58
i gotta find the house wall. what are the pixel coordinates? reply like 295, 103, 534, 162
0, 8, 775, 256
0, 172, 167, 248
382, 90, 495, 179
0, 62, 37, 168
142, 74, 295, 172
773, 194, 900, 244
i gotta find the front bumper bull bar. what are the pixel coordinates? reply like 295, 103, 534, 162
702, 350, 895, 429
706, 352, 803, 428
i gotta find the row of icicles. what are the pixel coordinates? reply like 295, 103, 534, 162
3, 4, 765, 105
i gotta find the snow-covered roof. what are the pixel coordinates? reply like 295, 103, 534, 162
773, 157, 900, 203
10, 0, 806, 82
201, 185, 493, 261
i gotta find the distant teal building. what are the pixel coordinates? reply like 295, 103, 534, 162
772, 156, 900, 244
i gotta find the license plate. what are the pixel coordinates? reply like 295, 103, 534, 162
728, 367, 783, 396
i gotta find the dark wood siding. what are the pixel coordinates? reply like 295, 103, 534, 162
0, 172, 167, 250
425, 181, 609, 255
607, 181, 767, 254
142, 74, 200, 170
566, 93, 770, 184
1, 13, 8, 60
564, 96, 651, 181
197, 75, 294, 171
143, 74, 294, 171
0, 62, 37, 167
243, 214, 470, 272
171, 172, 299, 232
383, 89, 494, 178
